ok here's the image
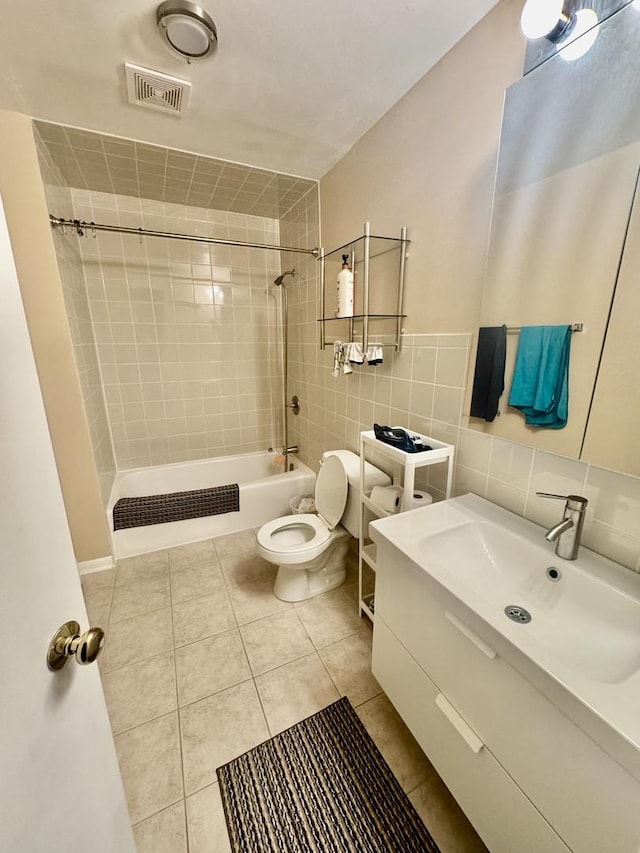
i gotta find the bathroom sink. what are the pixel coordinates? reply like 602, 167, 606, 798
369, 494, 640, 762
416, 517, 640, 684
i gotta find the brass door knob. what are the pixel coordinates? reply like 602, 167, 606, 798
47, 620, 105, 671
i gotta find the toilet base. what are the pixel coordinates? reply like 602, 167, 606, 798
273, 538, 350, 602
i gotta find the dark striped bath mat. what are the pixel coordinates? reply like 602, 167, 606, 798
112, 483, 239, 530
217, 696, 440, 853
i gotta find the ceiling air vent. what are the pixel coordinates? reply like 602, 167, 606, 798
124, 63, 191, 116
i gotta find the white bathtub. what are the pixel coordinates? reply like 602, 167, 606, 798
108, 452, 316, 559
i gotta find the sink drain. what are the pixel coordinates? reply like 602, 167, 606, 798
504, 605, 532, 624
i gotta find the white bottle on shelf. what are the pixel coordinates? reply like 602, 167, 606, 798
336, 254, 354, 317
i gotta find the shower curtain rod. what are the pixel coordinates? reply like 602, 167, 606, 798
49, 215, 320, 257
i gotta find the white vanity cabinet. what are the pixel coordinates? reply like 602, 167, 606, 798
372, 536, 640, 853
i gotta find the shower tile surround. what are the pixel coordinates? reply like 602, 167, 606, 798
34, 121, 317, 471
72, 188, 283, 469
34, 121, 315, 218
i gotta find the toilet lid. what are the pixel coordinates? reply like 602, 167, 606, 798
315, 454, 348, 530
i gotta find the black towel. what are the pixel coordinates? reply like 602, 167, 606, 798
470, 326, 507, 422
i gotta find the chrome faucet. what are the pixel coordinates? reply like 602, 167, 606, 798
536, 493, 588, 560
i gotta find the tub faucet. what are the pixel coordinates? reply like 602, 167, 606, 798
536, 492, 588, 560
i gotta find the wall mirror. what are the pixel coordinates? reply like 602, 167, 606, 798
472, 0, 640, 477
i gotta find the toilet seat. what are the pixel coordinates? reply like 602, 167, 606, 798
257, 453, 351, 568
257, 513, 332, 560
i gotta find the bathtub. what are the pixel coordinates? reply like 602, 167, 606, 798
108, 452, 316, 559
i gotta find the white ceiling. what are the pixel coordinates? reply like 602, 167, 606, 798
0, 0, 501, 179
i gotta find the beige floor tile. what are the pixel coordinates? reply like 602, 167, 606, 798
110, 574, 171, 624
357, 693, 432, 793
83, 588, 113, 627
180, 680, 269, 795
102, 607, 173, 672
133, 801, 188, 853
175, 629, 251, 707
102, 651, 177, 734
212, 528, 257, 560
81, 567, 115, 596
168, 539, 218, 573
227, 576, 290, 625
170, 562, 226, 605
295, 589, 361, 649
172, 589, 236, 647
345, 550, 359, 583
115, 712, 183, 824
218, 550, 276, 586
186, 782, 231, 853
255, 653, 339, 735
409, 775, 488, 852
318, 629, 382, 707
239, 609, 314, 675
116, 550, 169, 586
342, 580, 359, 607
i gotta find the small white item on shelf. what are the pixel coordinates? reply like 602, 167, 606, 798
366, 344, 384, 365
370, 484, 403, 513
347, 342, 365, 364
410, 490, 433, 510
336, 254, 354, 317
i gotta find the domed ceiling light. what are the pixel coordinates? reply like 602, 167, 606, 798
556, 8, 599, 61
520, 0, 575, 42
156, 1, 218, 61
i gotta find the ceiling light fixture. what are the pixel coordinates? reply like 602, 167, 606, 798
156, 1, 218, 61
557, 8, 599, 60
520, 0, 575, 42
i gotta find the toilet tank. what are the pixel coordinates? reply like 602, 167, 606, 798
321, 450, 391, 537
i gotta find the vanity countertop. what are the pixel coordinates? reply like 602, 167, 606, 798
370, 494, 640, 781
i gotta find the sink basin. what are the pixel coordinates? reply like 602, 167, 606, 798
370, 495, 640, 696
370, 492, 640, 787
416, 516, 640, 684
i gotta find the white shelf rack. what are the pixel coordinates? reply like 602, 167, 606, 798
358, 429, 455, 621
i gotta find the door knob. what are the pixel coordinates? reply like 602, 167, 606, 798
47, 620, 105, 671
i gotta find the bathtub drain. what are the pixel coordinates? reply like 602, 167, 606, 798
504, 605, 532, 624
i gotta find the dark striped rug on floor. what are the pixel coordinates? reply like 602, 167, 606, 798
217, 696, 440, 853
112, 483, 239, 530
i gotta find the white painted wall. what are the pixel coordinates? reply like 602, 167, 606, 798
0, 195, 134, 852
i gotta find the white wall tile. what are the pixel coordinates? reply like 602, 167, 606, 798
581, 521, 640, 571
489, 438, 533, 490
435, 347, 469, 388
529, 451, 588, 503
584, 466, 640, 537
456, 428, 492, 474
486, 479, 527, 516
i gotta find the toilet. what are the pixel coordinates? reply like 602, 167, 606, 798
257, 449, 390, 602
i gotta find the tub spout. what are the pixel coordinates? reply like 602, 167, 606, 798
284, 446, 299, 454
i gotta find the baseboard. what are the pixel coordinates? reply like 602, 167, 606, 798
78, 555, 115, 575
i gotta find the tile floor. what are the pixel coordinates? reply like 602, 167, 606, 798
82, 530, 486, 853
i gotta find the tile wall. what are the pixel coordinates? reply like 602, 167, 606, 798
72, 189, 284, 469
35, 121, 315, 219
35, 132, 116, 505
283, 194, 640, 573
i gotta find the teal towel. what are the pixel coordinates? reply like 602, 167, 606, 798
508, 325, 572, 429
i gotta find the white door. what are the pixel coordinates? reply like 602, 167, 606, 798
0, 197, 134, 852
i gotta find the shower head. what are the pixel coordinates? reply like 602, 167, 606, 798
274, 268, 296, 286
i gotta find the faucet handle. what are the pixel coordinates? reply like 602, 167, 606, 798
536, 492, 588, 510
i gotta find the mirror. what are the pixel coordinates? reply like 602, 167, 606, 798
472, 1, 640, 476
